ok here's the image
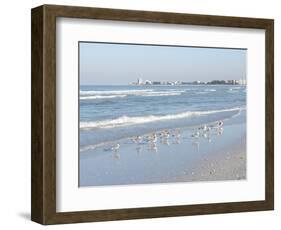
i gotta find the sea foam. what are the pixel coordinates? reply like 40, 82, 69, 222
80, 95, 127, 100
80, 89, 153, 95
80, 107, 243, 130
80, 89, 184, 99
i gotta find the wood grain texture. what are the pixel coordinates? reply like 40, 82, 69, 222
31, 4, 274, 225
265, 20, 274, 210
31, 6, 44, 224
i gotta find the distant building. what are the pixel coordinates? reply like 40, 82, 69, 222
238, 79, 247, 85
137, 78, 143, 85
130, 78, 246, 86
208, 80, 226, 84
144, 80, 152, 85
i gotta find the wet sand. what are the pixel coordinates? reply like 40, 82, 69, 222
170, 136, 246, 182
79, 111, 246, 187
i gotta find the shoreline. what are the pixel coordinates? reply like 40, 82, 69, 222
80, 107, 244, 150
80, 110, 246, 187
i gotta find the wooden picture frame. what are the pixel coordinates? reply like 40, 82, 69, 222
31, 4, 274, 225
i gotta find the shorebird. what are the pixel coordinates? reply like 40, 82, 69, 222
158, 130, 166, 138
217, 120, 224, 127
149, 133, 157, 143
191, 131, 200, 139
199, 124, 208, 132
111, 143, 120, 152
202, 132, 208, 138
143, 135, 151, 142
172, 129, 181, 138
163, 130, 170, 138
131, 135, 142, 143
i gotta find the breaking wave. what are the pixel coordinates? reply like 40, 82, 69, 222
80, 95, 127, 100
80, 89, 184, 99
80, 89, 153, 96
80, 107, 243, 130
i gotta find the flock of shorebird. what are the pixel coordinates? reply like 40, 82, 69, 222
191, 120, 223, 139
105, 120, 224, 154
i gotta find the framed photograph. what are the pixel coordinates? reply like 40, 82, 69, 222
31, 4, 274, 225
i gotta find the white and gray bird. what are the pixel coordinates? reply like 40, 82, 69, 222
217, 120, 224, 127
111, 143, 120, 152
172, 129, 181, 138
199, 124, 208, 132
131, 135, 142, 143
163, 130, 170, 138
191, 131, 200, 139
149, 133, 157, 143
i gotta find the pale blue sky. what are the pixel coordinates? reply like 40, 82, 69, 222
79, 42, 246, 85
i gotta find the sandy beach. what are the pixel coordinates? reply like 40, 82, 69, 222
78, 43, 247, 187
79, 109, 246, 187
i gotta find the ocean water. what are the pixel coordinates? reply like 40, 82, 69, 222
79, 85, 246, 152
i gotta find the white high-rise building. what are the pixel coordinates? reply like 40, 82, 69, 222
137, 78, 143, 85
238, 79, 247, 85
